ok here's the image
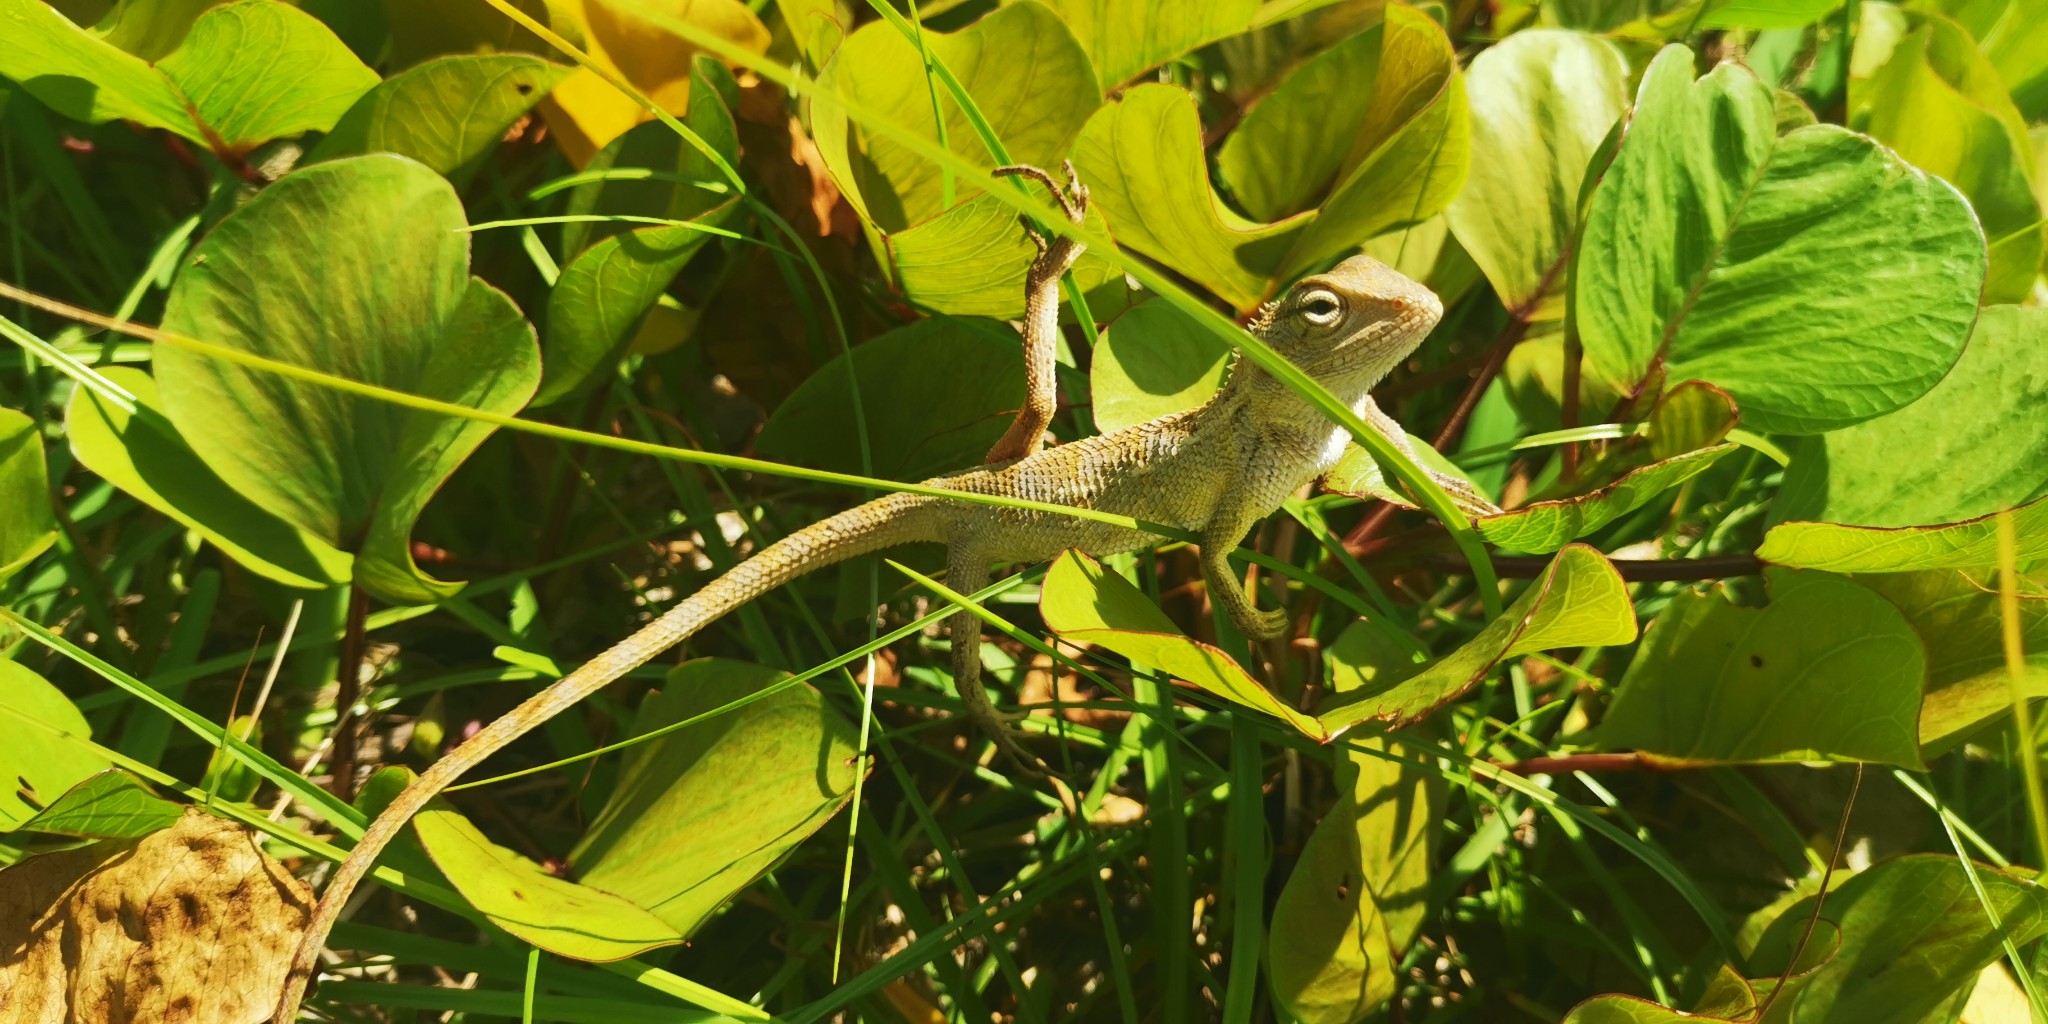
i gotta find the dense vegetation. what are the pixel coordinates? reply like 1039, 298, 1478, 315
1, 0, 2045, 1021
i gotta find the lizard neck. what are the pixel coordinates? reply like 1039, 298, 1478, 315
1218, 356, 1384, 473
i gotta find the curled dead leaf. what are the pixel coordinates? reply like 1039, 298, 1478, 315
0, 808, 312, 1024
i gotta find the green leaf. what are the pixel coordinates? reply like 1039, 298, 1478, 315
1319, 545, 1636, 732
0, 660, 112, 831
1039, 549, 1330, 739
1033, 0, 1256, 89
310, 54, 572, 175
1851, 12, 2043, 304
1445, 30, 1628, 319
1776, 305, 2048, 529
1475, 445, 1735, 554
0, 407, 56, 582
1856, 569, 2048, 756
0, 0, 379, 151
65, 367, 352, 591
1072, 83, 1304, 310
1759, 493, 2048, 573
569, 659, 862, 936
0, 0, 191, 133
754, 317, 1024, 481
1746, 854, 2048, 1023
14, 770, 184, 841
1599, 569, 1926, 767
1269, 736, 1440, 1024
538, 60, 741, 405
153, 0, 379, 151
413, 805, 685, 962
1561, 933, 1837, 1022
1087, 298, 1230, 434
1320, 431, 1474, 510
1215, 4, 1471, 283
889, 189, 1128, 318
155, 154, 541, 605
1699, 0, 1842, 29
1574, 45, 1984, 435
812, 0, 1099, 233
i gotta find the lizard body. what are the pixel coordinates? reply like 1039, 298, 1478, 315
275, 253, 1471, 1022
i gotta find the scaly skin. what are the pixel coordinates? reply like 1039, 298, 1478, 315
274, 254, 1466, 1022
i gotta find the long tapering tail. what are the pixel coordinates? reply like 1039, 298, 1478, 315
274, 492, 940, 1022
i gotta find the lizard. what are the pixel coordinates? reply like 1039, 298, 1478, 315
274, 224, 1493, 1022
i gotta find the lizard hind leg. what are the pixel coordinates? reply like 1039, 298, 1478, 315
946, 549, 1054, 777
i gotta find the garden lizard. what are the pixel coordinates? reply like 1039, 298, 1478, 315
276, 233, 1490, 1022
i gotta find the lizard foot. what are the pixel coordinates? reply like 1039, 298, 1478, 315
992, 160, 1088, 225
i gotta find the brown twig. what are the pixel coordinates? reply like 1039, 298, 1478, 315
1493, 752, 1660, 775
1425, 551, 1761, 582
331, 582, 370, 800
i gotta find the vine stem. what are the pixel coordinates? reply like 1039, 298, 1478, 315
331, 581, 370, 800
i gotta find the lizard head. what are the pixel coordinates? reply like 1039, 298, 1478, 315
1257, 255, 1443, 386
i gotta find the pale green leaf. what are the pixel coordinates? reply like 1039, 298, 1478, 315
1040, 550, 1329, 739
0, 408, 56, 582
1600, 569, 1926, 767
1851, 12, 2043, 303
154, 0, 378, 150
156, 155, 540, 605
1071, 83, 1305, 311
0, 660, 111, 831
414, 805, 684, 962
1746, 854, 2048, 1023
812, 0, 1098, 232
311, 54, 572, 175
1855, 569, 2048, 755
889, 190, 1128, 318
0, 0, 189, 132
1088, 298, 1230, 434
570, 659, 862, 936
65, 367, 352, 591
1026, 0, 1257, 89
1446, 30, 1628, 318
1269, 736, 1440, 1024
1575, 46, 1984, 434
1319, 545, 1636, 732
1476, 445, 1735, 554
1775, 305, 2048, 530
1759, 493, 2048, 573
14, 770, 184, 841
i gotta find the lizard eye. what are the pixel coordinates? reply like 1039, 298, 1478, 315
1297, 290, 1343, 326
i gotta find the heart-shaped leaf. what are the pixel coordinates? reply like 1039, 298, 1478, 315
813, 0, 1098, 233
155, 154, 541, 605
311, 54, 572, 176
66, 367, 352, 591
889, 190, 1129, 318
1215, 4, 1470, 282
1071, 83, 1305, 310
1759, 493, 2048, 573
1446, 30, 1629, 320
1774, 306, 2048, 529
1574, 45, 1984, 434
1319, 544, 1636, 732
755, 316, 1025, 481
1599, 569, 1926, 767
0, 0, 377, 154
1476, 445, 1735, 554
569, 659, 862, 936
0, 407, 56, 582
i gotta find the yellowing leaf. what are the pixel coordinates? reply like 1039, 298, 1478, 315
540, 0, 769, 166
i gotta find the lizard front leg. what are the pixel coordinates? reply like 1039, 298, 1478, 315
1200, 476, 1292, 642
1363, 396, 1502, 517
986, 162, 1089, 465
946, 544, 1048, 775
